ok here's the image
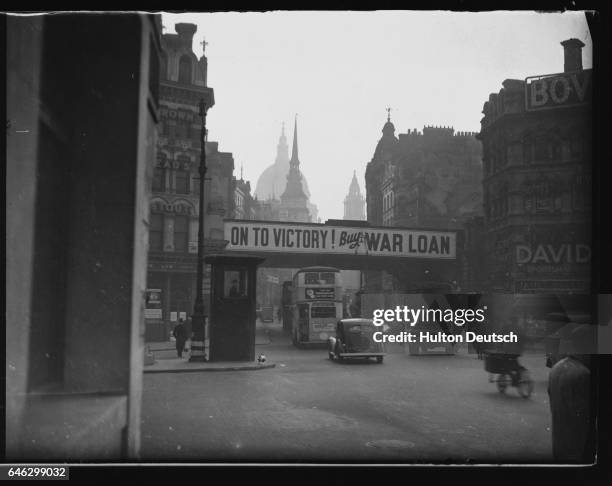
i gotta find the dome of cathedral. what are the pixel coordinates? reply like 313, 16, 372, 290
254, 123, 312, 201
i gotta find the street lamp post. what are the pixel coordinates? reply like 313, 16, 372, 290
189, 98, 209, 362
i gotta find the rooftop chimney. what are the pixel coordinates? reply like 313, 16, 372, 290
175, 23, 197, 50
561, 38, 585, 73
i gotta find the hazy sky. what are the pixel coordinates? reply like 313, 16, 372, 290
161, 11, 592, 221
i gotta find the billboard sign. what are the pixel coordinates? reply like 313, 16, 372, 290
305, 287, 335, 300
145, 288, 162, 320
525, 69, 592, 111
224, 220, 456, 259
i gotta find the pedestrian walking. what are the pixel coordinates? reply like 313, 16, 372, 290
173, 319, 188, 358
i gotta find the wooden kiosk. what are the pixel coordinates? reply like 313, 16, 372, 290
205, 254, 266, 362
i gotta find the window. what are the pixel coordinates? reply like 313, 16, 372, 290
153, 167, 165, 192
161, 120, 169, 137
178, 55, 192, 84
176, 123, 189, 138
551, 141, 562, 161
535, 182, 551, 212
149, 39, 160, 105
190, 124, 200, 141
498, 145, 506, 167
175, 170, 189, 194
192, 175, 201, 196
523, 138, 532, 164
534, 136, 549, 161
160, 51, 168, 80
382, 188, 394, 226
570, 135, 583, 159
168, 123, 177, 139
174, 215, 189, 252
311, 305, 336, 318
224, 268, 248, 298
150, 213, 163, 251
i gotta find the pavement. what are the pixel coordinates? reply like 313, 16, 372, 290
143, 319, 275, 373
141, 319, 559, 462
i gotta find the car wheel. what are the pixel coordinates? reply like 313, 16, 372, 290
376, 356, 383, 364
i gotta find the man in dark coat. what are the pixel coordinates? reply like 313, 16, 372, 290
547, 324, 595, 463
173, 319, 188, 358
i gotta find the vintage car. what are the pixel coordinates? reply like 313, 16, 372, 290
328, 318, 385, 363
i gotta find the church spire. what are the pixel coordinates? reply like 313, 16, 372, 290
275, 122, 289, 166
290, 115, 299, 167
344, 170, 366, 220
281, 114, 307, 203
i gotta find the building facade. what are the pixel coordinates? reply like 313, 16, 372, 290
233, 174, 257, 221
477, 39, 592, 293
364, 114, 483, 291
366, 116, 482, 230
146, 23, 238, 340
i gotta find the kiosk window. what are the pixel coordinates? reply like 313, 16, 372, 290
224, 269, 247, 298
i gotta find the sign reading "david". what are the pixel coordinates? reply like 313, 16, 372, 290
516, 244, 591, 264
224, 220, 456, 259
525, 69, 592, 111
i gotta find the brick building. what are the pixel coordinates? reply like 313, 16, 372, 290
364, 113, 483, 291
477, 38, 592, 293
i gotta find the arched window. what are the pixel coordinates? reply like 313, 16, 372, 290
149, 213, 164, 251
175, 169, 189, 195
174, 215, 189, 252
153, 167, 166, 192
178, 55, 192, 84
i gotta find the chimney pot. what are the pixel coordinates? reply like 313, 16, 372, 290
561, 38, 585, 73
175, 23, 197, 50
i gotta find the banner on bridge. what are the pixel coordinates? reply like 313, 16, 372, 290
224, 221, 456, 259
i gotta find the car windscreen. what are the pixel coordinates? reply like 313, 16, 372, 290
311, 305, 336, 318
343, 324, 377, 351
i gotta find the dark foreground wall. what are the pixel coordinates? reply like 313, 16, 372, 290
6, 13, 161, 460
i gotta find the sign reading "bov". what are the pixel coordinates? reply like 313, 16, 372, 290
525, 69, 592, 111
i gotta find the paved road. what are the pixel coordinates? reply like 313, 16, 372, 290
141, 321, 553, 463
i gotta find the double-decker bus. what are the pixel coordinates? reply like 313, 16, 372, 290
291, 267, 343, 347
